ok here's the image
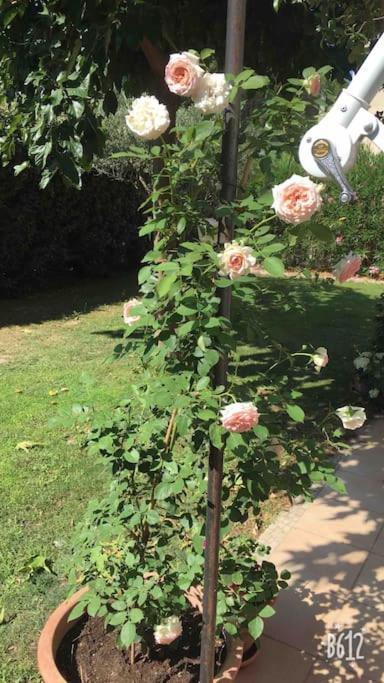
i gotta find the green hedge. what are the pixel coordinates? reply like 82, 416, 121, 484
0, 167, 144, 296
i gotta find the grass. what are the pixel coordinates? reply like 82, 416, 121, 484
0, 273, 383, 682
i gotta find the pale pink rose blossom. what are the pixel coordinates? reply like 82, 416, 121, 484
272, 174, 323, 225
123, 298, 141, 325
312, 347, 329, 372
368, 265, 380, 278
154, 616, 182, 645
335, 234, 344, 245
165, 52, 203, 97
220, 402, 259, 433
333, 252, 361, 283
218, 242, 256, 280
304, 73, 321, 97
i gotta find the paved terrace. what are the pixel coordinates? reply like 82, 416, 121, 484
238, 418, 384, 683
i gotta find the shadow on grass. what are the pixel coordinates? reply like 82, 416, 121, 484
232, 277, 381, 410
0, 271, 139, 328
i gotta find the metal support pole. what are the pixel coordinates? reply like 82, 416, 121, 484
199, 2, 247, 682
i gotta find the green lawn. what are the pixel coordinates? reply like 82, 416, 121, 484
0, 273, 383, 682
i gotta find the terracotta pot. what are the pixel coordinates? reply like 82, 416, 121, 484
38, 587, 243, 682
239, 629, 260, 669
37, 587, 88, 683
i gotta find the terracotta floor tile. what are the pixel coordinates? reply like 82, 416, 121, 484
371, 528, 384, 557
314, 470, 384, 515
337, 444, 384, 478
305, 659, 376, 682
263, 585, 348, 658
322, 596, 384, 682
294, 500, 384, 551
271, 526, 368, 591
352, 553, 384, 602
236, 636, 313, 683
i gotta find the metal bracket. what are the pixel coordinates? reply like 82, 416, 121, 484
311, 138, 357, 204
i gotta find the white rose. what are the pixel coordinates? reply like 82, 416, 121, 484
336, 406, 366, 430
312, 347, 329, 371
369, 388, 379, 399
192, 73, 232, 114
125, 95, 170, 140
154, 616, 182, 645
353, 356, 370, 370
218, 242, 256, 280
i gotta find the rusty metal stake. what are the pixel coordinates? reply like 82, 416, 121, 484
199, 2, 247, 682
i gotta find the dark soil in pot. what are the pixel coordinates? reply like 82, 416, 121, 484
56, 608, 226, 683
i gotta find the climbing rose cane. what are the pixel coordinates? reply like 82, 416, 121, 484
272, 174, 323, 224
154, 616, 182, 645
218, 242, 256, 279
193, 73, 232, 114
336, 406, 366, 430
333, 252, 361, 283
125, 96, 170, 140
123, 298, 141, 326
312, 347, 329, 372
165, 52, 204, 97
220, 403, 259, 433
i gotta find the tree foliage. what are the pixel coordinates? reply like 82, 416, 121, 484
0, 0, 382, 186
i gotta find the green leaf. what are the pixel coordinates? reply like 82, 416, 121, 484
263, 256, 285, 277
154, 482, 173, 501
177, 321, 195, 337
129, 608, 144, 624
286, 404, 305, 422
68, 601, 86, 622
87, 595, 101, 617
248, 616, 264, 640
200, 48, 215, 60
209, 423, 222, 449
241, 75, 269, 90
309, 223, 334, 243
258, 604, 275, 618
120, 622, 136, 647
157, 273, 178, 298
254, 425, 269, 442
109, 611, 127, 626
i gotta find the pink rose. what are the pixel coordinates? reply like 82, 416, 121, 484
304, 73, 321, 97
218, 242, 256, 280
333, 252, 361, 283
154, 616, 182, 645
335, 234, 344, 245
165, 52, 203, 97
123, 298, 141, 325
220, 402, 259, 433
272, 174, 323, 225
369, 265, 380, 278
312, 347, 329, 372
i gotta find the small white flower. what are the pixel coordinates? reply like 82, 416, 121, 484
192, 73, 232, 114
369, 388, 379, 399
123, 298, 141, 325
125, 95, 170, 140
375, 353, 384, 360
154, 616, 182, 645
312, 347, 329, 372
336, 406, 366, 430
353, 355, 371, 370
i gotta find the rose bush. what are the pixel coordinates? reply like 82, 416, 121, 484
68, 49, 365, 659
